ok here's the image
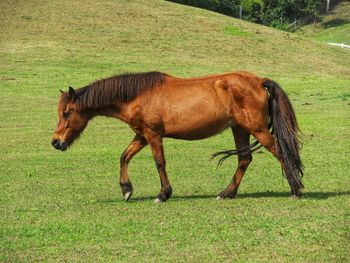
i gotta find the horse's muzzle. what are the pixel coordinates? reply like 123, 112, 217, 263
51, 139, 68, 151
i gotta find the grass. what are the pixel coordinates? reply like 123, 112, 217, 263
296, 1, 350, 45
224, 26, 249, 36
1, 0, 349, 262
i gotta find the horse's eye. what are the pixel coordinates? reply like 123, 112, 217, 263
63, 111, 70, 119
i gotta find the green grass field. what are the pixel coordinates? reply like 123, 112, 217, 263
1, 0, 349, 262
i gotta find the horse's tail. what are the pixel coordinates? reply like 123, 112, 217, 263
212, 78, 304, 192
263, 79, 304, 193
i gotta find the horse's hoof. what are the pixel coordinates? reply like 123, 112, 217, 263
217, 191, 236, 200
290, 194, 301, 199
154, 197, 164, 203
124, 192, 132, 201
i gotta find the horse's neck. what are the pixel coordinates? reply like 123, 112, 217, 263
86, 104, 129, 124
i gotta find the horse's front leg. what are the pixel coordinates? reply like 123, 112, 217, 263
143, 131, 172, 202
120, 134, 147, 201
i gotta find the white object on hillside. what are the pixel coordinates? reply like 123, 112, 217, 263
327, 42, 350, 49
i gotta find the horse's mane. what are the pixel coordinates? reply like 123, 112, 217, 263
74, 71, 166, 110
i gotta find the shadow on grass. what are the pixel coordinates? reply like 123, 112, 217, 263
238, 191, 350, 199
321, 18, 349, 28
98, 190, 350, 203
170, 191, 350, 200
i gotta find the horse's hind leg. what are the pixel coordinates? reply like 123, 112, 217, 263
252, 129, 302, 197
218, 126, 252, 199
120, 134, 148, 201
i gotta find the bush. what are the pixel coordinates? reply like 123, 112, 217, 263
270, 20, 290, 31
167, 0, 325, 31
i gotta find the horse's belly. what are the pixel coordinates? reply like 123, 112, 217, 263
164, 118, 234, 140
139, 84, 233, 140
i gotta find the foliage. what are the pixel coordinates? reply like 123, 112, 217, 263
296, 0, 350, 45
170, 0, 241, 16
169, 0, 325, 30
241, 0, 264, 23
303, 0, 324, 24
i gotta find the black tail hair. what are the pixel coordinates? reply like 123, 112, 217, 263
211, 117, 272, 167
211, 136, 262, 167
264, 79, 304, 194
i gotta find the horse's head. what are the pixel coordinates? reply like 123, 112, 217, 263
51, 87, 89, 151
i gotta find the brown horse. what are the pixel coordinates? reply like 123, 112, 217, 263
51, 71, 303, 202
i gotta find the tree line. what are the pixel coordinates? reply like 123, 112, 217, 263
168, 0, 331, 30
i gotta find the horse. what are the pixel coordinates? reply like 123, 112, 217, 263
51, 71, 304, 202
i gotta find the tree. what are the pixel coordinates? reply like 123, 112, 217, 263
303, 0, 323, 25
167, 0, 326, 31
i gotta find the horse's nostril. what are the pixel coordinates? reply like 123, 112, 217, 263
51, 139, 61, 149
60, 141, 68, 151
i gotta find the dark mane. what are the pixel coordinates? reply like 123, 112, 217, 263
74, 71, 166, 110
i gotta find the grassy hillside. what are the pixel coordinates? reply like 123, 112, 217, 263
296, 1, 350, 45
1, 0, 349, 262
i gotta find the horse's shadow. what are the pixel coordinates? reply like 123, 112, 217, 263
98, 190, 350, 203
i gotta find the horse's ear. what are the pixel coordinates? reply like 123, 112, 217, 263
68, 86, 76, 101
59, 89, 64, 94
